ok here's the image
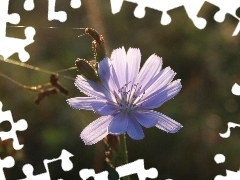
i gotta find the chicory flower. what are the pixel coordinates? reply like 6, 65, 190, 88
67, 47, 182, 145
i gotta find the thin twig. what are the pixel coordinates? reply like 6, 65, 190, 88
0, 71, 50, 92
0, 57, 75, 80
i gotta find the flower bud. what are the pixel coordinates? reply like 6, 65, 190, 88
85, 28, 106, 62
75, 58, 98, 80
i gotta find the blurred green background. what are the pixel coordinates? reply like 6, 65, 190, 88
1, 0, 240, 179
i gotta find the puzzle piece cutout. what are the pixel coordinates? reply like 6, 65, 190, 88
116, 159, 158, 180
215, 96, 240, 180
79, 159, 158, 180
19, 149, 74, 180
110, 0, 206, 29
231, 83, 240, 95
1, 0, 82, 62
0, 156, 15, 180
214, 154, 240, 180
0, 0, 36, 62
0, 101, 28, 150
25, 0, 81, 22
24, 0, 35, 11
79, 169, 109, 180
215, 154, 226, 164
48, 0, 67, 22
215, 170, 240, 180
207, 0, 240, 36
20, 164, 51, 180
220, 84, 240, 138
109, 0, 240, 36
48, 0, 81, 22
219, 122, 240, 138
70, 0, 82, 9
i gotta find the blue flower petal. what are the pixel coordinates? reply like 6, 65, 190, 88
108, 113, 128, 135
98, 57, 120, 95
126, 115, 144, 140
140, 79, 182, 109
75, 75, 112, 100
92, 102, 119, 115
133, 110, 159, 128
142, 67, 176, 97
136, 54, 162, 91
126, 48, 141, 84
110, 65, 122, 92
67, 97, 105, 110
110, 47, 127, 88
154, 112, 183, 133
80, 115, 114, 145
98, 57, 111, 89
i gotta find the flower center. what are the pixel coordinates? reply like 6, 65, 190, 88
114, 82, 145, 114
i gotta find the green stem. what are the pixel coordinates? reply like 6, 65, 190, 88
120, 134, 131, 180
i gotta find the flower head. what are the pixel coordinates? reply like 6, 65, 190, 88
67, 47, 182, 145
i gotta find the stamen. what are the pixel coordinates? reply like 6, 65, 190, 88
114, 82, 146, 113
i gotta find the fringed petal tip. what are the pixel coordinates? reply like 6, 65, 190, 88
167, 124, 183, 133
74, 76, 84, 90
74, 76, 84, 93
173, 79, 181, 84
128, 47, 140, 51
66, 99, 78, 109
158, 123, 183, 134
74, 75, 82, 82
111, 46, 126, 56
152, 53, 163, 61
66, 97, 101, 111
80, 136, 95, 145
80, 115, 113, 145
175, 79, 182, 91
80, 132, 108, 145
154, 112, 183, 134
171, 79, 182, 92
80, 132, 101, 145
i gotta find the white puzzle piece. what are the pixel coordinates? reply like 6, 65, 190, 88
0, 101, 28, 150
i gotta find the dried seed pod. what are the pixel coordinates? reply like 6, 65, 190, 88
50, 74, 69, 96
35, 88, 58, 104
